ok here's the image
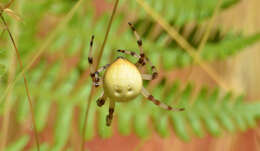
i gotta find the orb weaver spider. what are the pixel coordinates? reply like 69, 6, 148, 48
88, 22, 184, 126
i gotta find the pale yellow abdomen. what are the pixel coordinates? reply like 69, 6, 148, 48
103, 58, 143, 102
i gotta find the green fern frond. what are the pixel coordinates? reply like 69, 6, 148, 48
6, 135, 29, 151
1, 0, 257, 72
29, 143, 49, 151
202, 32, 260, 60
0, 64, 6, 77
1, 0, 260, 150
121, 0, 240, 25
146, 32, 260, 69
7, 75, 260, 142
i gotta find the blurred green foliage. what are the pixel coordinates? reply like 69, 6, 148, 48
1, 0, 260, 150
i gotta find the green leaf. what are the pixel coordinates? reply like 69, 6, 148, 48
51, 104, 73, 151
16, 97, 29, 123
0, 64, 6, 77
170, 112, 190, 141
35, 98, 52, 132
6, 135, 29, 151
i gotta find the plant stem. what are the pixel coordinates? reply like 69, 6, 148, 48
0, 15, 40, 151
80, 88, 95, 151
0, 2, 18, 150
189, 0, 223, 104
0, 0, 84, 105
197, 0, 222, 54
80, 0, 120, 150
0, 34, 16, 151
95, 0, 120, 67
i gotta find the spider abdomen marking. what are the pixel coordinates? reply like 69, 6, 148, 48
103, 58, 143, 102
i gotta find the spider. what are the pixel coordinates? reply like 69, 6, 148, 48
88, 22, 184, 126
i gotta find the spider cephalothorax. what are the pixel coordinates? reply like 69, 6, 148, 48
88, 22, 184, 126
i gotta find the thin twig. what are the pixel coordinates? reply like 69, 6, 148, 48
80, 88, 95, 151
0, 40, 16, 151
136, 0, 230, 92
187, 0, 223, 104
95, 0, 120, 68
197, 0, 222, 54
0, 15, 40, 151
0, 0, 84, 105
80, 0, 120, 150
0, 2, 17, 150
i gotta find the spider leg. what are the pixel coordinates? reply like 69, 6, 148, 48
117, 49, 140, 58
139, 63, 158, 80
117, 49, 158, 80
141, 74, 153, 80
144, 57, 158, 80
141, 87, 185, 111
97, 91, 107, 107
128, 22, 146, 66
88, 35, 95, 75
87, 35, 108, 87
88, 35, 100, 87
127, 23, 159, 80
128, 22, 144, 54
91, 64, 110, 87
106, 100, 115, 126
117, 49, 144, 67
